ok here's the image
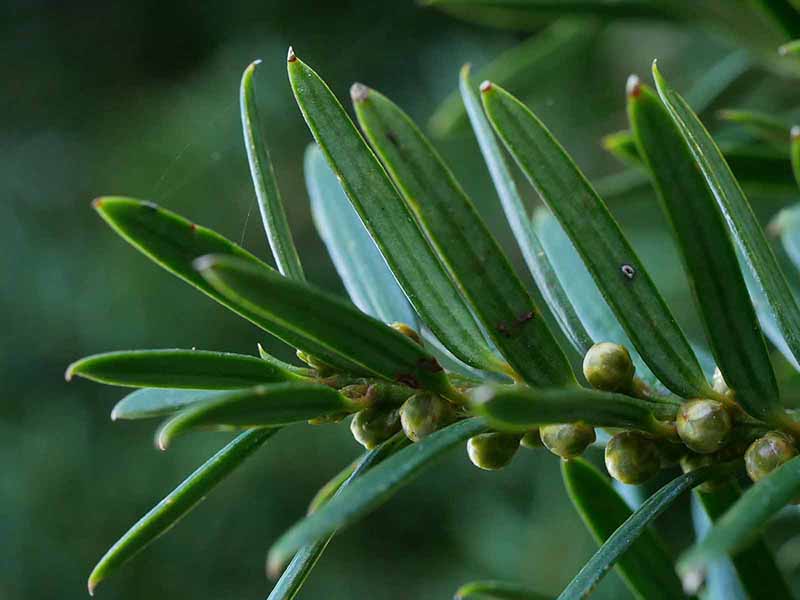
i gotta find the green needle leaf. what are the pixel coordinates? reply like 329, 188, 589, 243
267, 434, 409, 600
267, 417, 489, 572
66, 349, 300, 389
304, 144, 418, 327
87, 427, 278, 595
470, 385, 676, 435
155, 383, 351, 450
93, 196, 362, 374
481, 81, 714, 400
652, 63, 800, 405
557, 462, 738, 600
111, 388, 229, 420
195, 254, 457, 398
287, 49, 504, 375
429, 19, 594, 138
694, 480, 791, 599
353, 83, 574, 387
240, 60, 305, 281
779, 39, 800, 56
460, 64, 593, 356
628, 79, 781, 424
562, 458, 685, 600
454, 580, 551, 599
678, 456, 800, 582
717, 108, 791, 144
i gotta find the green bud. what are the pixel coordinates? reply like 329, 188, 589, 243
582, 342, 635, 392
676, 399, 732, 454
745, 431, 798, 483
520, 429, 543, 449
680, 453, 724, 492
604, 431, 661, 484
540, 422, 596, 459
350, 406, 401, 449
390, 322, 422, 345
467, 432, 521, 470
399, 392, 456, 442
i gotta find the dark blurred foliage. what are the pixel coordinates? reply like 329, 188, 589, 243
3, 1, 800, 599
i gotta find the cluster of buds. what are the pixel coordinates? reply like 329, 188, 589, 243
314, 326, 799, 485
581, 342, 799, 488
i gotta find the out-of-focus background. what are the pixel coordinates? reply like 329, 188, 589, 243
4, 1, 800, 598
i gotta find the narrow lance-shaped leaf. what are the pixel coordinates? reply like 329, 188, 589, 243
155, 382, 354, 450
304, 144, 489, 380
693, 480, 791, 599
287, 49, 506, 376
304, 144, 418, 328
240, 60, 305, 281
481, 81, 715, 400
628, 78, 781, 424
557, 462, 739, 600
92, 197, 363, 374
429, 19, 594, 138
604, 131, 797, 196
779, 39, 800, 56
653, 63, 800, 408
111, 388, 229, 421
597, 49, 753, 200
267, 417, 489, 572
460, 64, 592, 356
194, 254, 458, 399
353, 83, 574, 387
562, 458, 685, 600
66, 349, 300, 389
678, 456, 800, 580
469, 385, 677, 436
87, 427, 278, 595
454, 580, 551, 600
267, 434, 409, 600
717, 109, 791, 144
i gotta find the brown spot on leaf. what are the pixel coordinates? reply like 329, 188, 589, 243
395, 372, 420, 388
417, 357, 443, 373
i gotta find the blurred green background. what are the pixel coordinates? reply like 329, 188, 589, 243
4, 1, 800, 599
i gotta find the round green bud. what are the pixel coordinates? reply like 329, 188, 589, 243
540, 422, 596, 459
399, 392, 455, 442
520, 429, 543, 449
467, 432, 521, 470
582, 342, 635, 392
604, 431, 661, 484
745, 431, 798, 483
350, 407, 401, 449
676, 399, 732, 454
679, 453, 723, 492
